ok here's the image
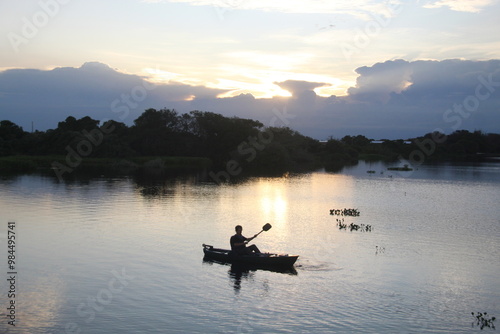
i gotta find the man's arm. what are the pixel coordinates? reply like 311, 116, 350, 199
244, 234, 258, 244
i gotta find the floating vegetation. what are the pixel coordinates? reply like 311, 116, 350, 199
336, 218, 372, 232
387, 164, 413, 171
472, 312, 496, 330
329, 208, 360, 217
331, 208, 372, 232
367, 170, 376, 174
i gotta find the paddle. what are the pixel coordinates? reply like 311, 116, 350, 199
251, 223, 272, 239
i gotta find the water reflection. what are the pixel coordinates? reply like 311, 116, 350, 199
203, 257, 298, 293
228, 264, 253, 293
229, 264, 297, 293
203, 258, 297, 294
9, 274, 65, 332
258, 180, 288, 228
7, 158, 500, 195
335, 160, 500, 183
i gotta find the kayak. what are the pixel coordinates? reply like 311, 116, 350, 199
202, 244, 299, 268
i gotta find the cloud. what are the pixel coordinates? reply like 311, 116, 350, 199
0, 62, 225, 131
348, 59, 500, 103
329, 59, 500, 137
145, 0, 403, 19
347, 59, 412, 103
275, 80, 329, 97
1, 59, 500, 140
422, 0, 497, 12
190, 59, 500, 139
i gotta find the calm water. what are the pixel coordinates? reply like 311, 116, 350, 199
1, 161, 499, 333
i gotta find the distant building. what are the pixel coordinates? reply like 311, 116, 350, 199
370, 140, 413, 144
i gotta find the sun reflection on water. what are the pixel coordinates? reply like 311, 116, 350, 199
257, 180, 288, 229
14, 274, 65, 332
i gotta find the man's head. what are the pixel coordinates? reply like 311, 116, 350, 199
235, 225, 242, 234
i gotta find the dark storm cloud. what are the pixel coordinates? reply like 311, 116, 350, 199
315, 59, 500, 138
1, 59, 499, 139
351, 59, 500, 103
0, 62, 225, 131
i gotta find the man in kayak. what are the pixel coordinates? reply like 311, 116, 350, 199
230, 225, 261, 255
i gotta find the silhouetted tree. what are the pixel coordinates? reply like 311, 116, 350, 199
1, 111, 500, 175
129, 108, 185, 156
0, 120, 26, 156
187, 110, 263, 165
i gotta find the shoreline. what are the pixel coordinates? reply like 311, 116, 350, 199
0, 155, 212, 174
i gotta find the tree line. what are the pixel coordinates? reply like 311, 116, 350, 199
1, 108, 500, 175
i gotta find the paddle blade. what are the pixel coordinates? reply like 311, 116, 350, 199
262, 223, 272, 231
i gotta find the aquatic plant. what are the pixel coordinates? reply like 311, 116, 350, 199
472, 312, 496, 330
332, 208, 371, 232
347, 223, 372, 232
335, 218, 372, 232
375, 246, 385, 255
336, 218, 347, 229
329, 208, 361, 217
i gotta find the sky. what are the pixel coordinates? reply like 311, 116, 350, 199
1, 0, 500, 139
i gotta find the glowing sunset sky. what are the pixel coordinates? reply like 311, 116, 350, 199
1, 0, 500, 139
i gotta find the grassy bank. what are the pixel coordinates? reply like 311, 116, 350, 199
0, 155, 212, 173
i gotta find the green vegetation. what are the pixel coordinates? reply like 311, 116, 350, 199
471, 312, 496, 330
330, 209, 372, 232
1, 110, 500, 178
0, 110, 324, 176
329, 208, 360, 217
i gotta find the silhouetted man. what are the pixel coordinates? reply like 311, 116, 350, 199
230, 225, 261, 255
